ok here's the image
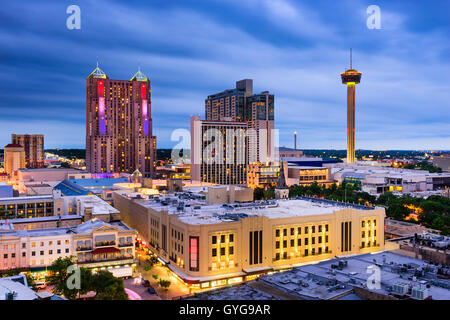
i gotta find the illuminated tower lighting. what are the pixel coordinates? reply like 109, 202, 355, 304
341, 48, 362, 164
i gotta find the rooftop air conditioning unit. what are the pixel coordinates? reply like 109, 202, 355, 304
392, 283, 409, 295
411, 287, 429, 300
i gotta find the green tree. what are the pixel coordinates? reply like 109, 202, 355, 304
158, 279, 171, 291
90, 270, 128, 300
152, 274, 159, 281
48, 256, 79, 299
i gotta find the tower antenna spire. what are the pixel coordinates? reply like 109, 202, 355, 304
350, 48, 352, 69
96, 56, 99, 68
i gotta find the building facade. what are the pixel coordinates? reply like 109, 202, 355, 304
205, 79, 275, 164
4, 144, 25, 179
191, 116, 248, 185
11, 134, 44, 169
0, 219, 137, 278
86, 63, 156, 178
114, 190, 385, 289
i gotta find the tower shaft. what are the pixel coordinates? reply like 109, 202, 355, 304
346, 83, 356, 163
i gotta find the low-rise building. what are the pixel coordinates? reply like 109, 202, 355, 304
328, 163, 450, 196
0, 219, 137, 278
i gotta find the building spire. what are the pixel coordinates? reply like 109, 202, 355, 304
350, 48, 352, 69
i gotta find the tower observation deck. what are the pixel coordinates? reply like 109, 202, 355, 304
340, 49, 362, 164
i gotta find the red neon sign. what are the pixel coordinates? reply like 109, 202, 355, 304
141, 83, 146, 99
98, 81, 104, 97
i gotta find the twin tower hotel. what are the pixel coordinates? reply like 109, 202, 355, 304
85, 63, 156, 178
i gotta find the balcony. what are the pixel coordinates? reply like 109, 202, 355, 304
77, 256, 135, 265
118, 243, 133, 248
95, 241, 116, 247
76, 246, 93, 252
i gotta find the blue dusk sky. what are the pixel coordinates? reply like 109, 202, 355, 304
0, 0, 449, 150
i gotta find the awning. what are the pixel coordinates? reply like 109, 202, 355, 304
91, 247, 121, 255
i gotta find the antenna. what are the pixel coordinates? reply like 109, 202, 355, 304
350, 48, 352, 69
96, 56, 99, 68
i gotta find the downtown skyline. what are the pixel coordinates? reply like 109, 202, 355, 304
0, 0, 449, 150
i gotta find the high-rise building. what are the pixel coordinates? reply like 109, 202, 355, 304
205, 79, 275, 164
4, 144, 25, 179
11, 134, 44, 168
85, 62, 156, 177
341, 49, 361, 164
191, 115, 248, 185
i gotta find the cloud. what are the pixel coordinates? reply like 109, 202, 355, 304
0, 0, 448, 150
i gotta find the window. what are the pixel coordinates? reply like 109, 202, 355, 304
49, 250, 53, 255
362, 221, 365, 227
65, 248, 69, 253
374, 220, 377, 226
189, 236, 199, 271
297, 238, 301, 246
57, 240, 61, 245
22, 252, 26, 257
319, 225, 322, 232
283, 228, 287, 236
212, 236, 217, 244
22, 243, 26, 249
318, 247, 322, 254
312, 248, 315, 255
4, 254, 7, 259
275, 229, 280, 237
221, 235, 225, 243
276, 241, 280, 249
32, 251, 36, 256
275, 253, 280, 260
57, 249, 61, 254
49, 241, 53, 246
312, 237, 315, 245
305, 226, 308, 234
325, 247, 329, 253
304, 249, 308, 256
318, 236, 322, 244
229, 234, 234, 242
304, 238, 309, 245
283, 240, 287, 248
220, 247, 225, 256
326, 224, 329, 232
32, 242, 35, 247
40, 251, 44, 256
40, 242, 44, 247
297, 227, 301, 235
362, 231, 365, 238
290, 228, 294, 236
290, 239, 294, 247
229, 246, 234, 255
325, 235, 329, 242
312, 226, 315, 233
283, 252, 287, 259
361, 242, 365, 248
212, 248, 217, 257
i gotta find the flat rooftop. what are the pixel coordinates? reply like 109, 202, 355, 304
120, 191, 376, 225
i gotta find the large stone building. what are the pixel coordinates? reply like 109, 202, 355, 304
114, 189, 385, 289
85, 62, 156, 177
11, 134, 44, 169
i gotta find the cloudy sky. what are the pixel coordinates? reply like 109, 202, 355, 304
0, 0, 449, 150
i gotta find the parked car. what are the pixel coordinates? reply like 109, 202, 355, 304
142, 280, 151, 287
35, 281, 46, 290
147, 286, 156, 294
